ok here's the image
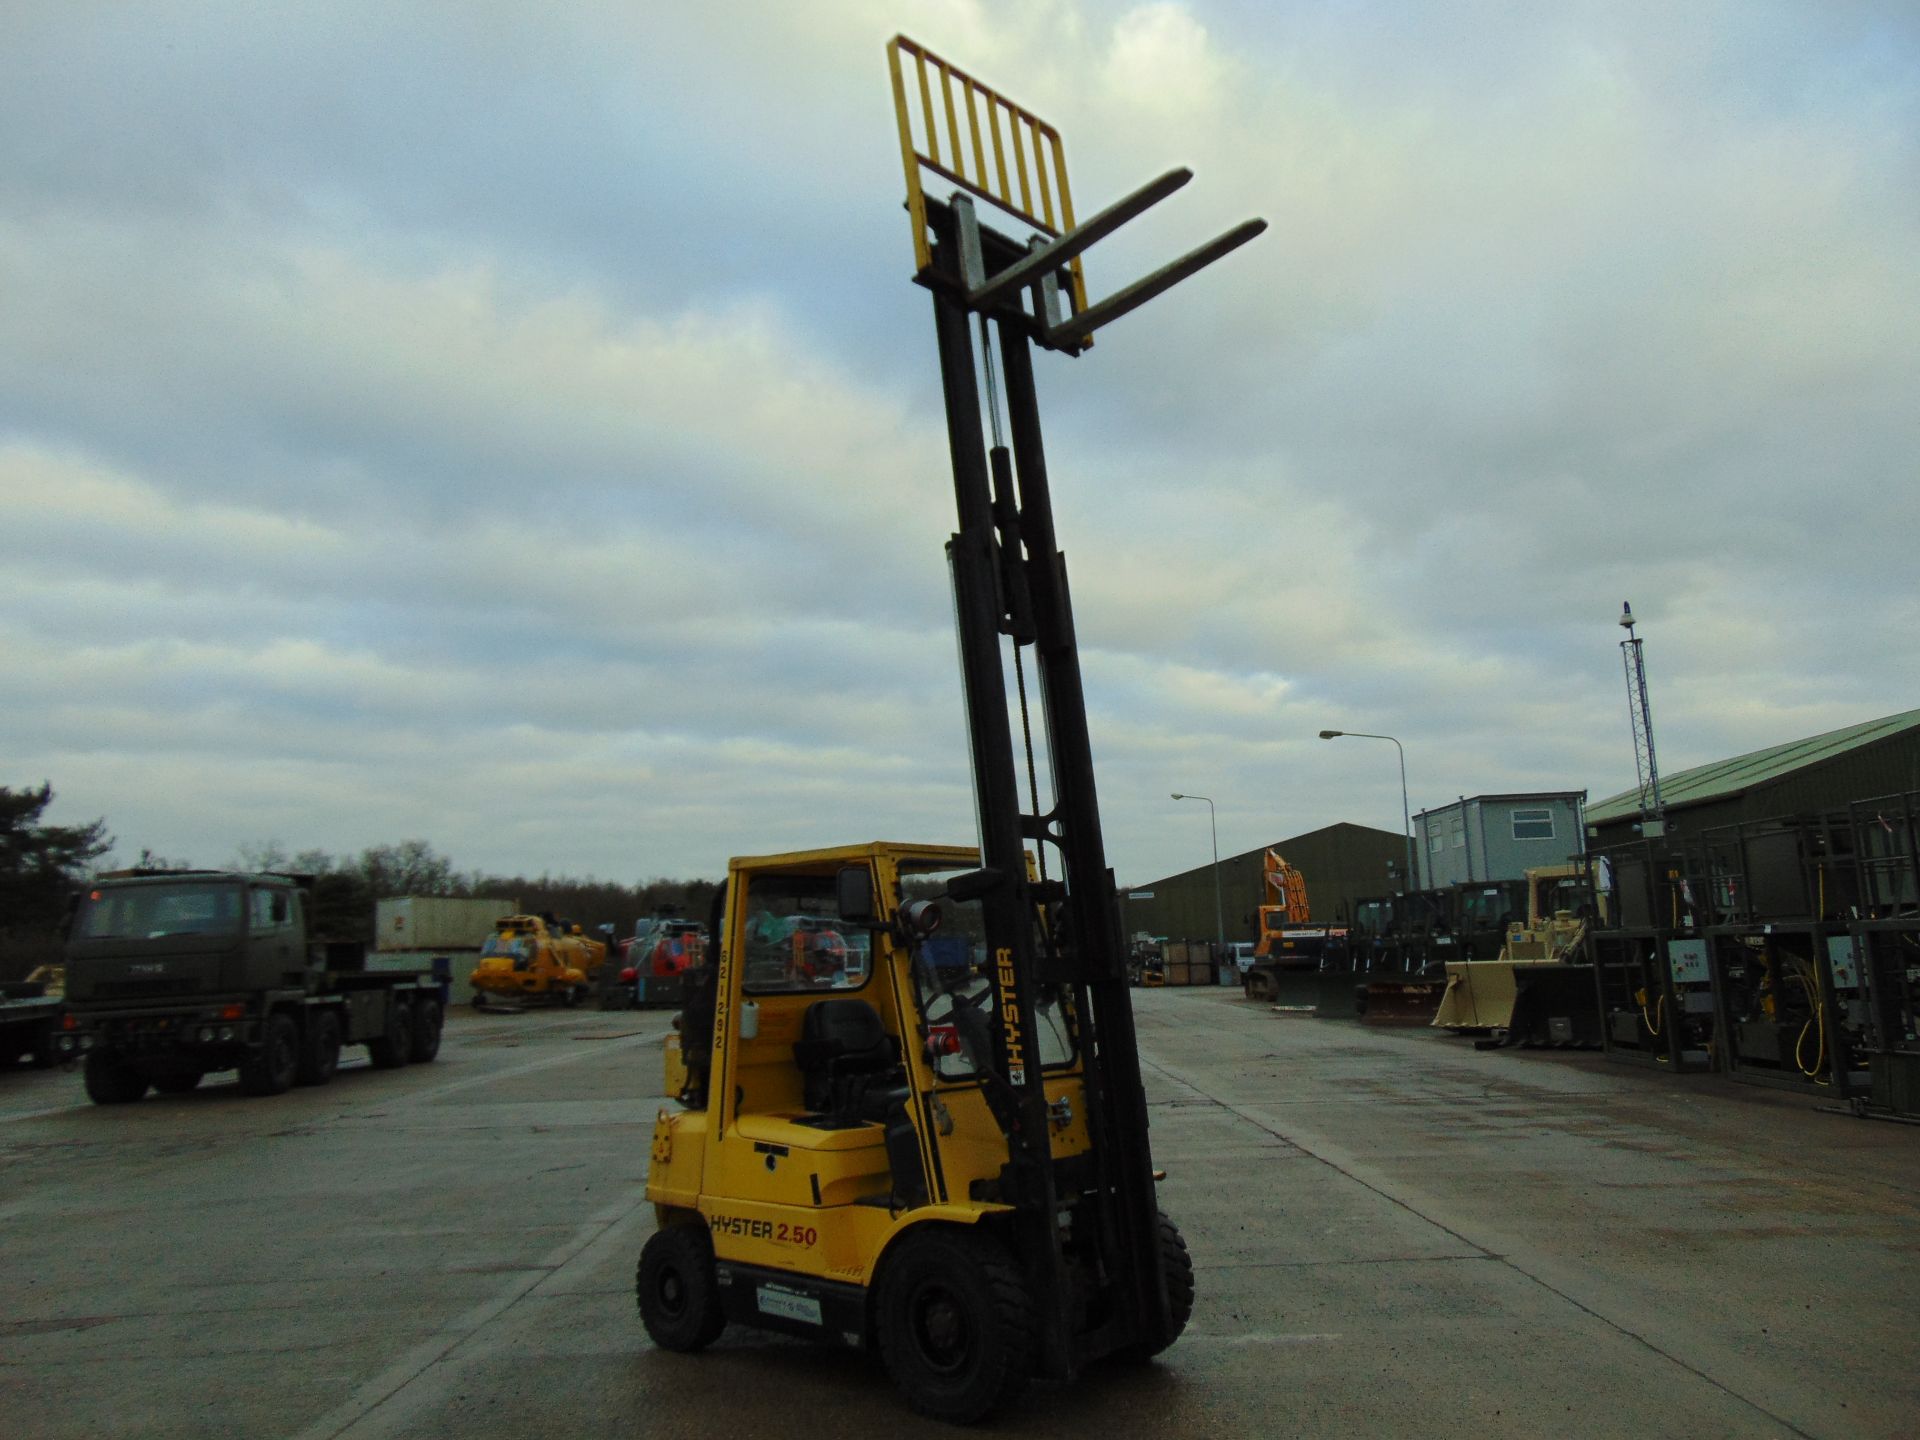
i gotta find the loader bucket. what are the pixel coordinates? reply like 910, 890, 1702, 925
1432, 960, 1521, 1031
1360, 981, 1444, 1025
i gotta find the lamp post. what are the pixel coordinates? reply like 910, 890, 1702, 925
1319, 730, 1415, 891
1170, 792, 1224, 957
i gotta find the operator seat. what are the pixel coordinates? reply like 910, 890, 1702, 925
794, 998, 902, 1122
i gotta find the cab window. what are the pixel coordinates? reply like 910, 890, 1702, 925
741, 873, 869, 995
250, 889, 292, 934
901, 868, 1075, 1081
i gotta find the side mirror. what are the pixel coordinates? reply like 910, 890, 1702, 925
836, 866, 876, 924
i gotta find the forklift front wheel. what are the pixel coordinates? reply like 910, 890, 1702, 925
876, 1228, 1035, 1424
636, 1224, 726, 1352
1114, 1211, 1195, 1362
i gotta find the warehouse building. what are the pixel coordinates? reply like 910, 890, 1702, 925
1121, 822, 1405, 945
1412, 792, 1587, 888
1586, 707, 1920, 849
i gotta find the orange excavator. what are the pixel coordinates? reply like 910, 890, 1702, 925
1254, 849, 1310, 951
1243, 851, 1347, 1001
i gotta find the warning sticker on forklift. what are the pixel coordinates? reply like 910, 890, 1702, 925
757, 1285, 822, 1326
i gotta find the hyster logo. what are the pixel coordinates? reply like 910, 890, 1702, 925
709, 1214, 775, 1241
994, 946, 1026, 1084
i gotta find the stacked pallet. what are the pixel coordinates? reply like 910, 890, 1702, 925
1157, 940, 1218, 987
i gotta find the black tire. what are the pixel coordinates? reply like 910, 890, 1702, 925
83, 1051, 149, 1105
411, 997, 444, 1063
471, 993, 487, 1010
876, 1228, 1035, 1424
1116, 1211, 1195, 1362
297, 1010, 342, 1087
239, 1013, 299, 1096
152, 1071, 204, 1095
636, 1224, 726, 1352
367, 1000, 415, 1069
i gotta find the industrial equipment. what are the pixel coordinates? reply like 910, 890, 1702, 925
1241, 850, 1349, 1003
634, 36, 1263, 1422
469, 913, 606, 1008
1431, 863, 1603, 1044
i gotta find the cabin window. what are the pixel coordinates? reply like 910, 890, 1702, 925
1512, 809, 1555, 841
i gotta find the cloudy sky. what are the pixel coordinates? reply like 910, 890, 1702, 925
4, 1, 1915, 888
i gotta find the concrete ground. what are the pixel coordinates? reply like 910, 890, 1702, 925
1, 990, 1914, 1439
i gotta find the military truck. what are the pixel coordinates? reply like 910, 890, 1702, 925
57, 870, 443, 1104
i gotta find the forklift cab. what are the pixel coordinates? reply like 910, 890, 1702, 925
642, 842, 1140, 1422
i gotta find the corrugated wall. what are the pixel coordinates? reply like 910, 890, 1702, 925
1120, 823, 1405, 943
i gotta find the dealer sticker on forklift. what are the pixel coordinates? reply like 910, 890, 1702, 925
757, 1285, 822, 1326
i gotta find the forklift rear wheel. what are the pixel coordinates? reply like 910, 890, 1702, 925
876, 1228, 1035, 1424
239, 1013, 299, 1096
636, 1224, 726, 1352
84, 1052, 150, 1105
412, 998, 444, 1063
298, 1010, 342, 1086
1115, 1211, 1195, 1361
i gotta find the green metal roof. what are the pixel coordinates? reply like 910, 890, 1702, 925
1587, 708, 1920, 823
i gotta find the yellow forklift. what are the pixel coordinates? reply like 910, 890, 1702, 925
636, 36, 1262, 1422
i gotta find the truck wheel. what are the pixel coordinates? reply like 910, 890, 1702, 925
1115, 1211, 1196, 1361
368, 1001, 414, 1069
636, 1224, 726, 1352
411, 998, 444, 1063
152, 1071, 204, 1095
297, 1010, 342, 1086
876, 1228, 1035, 1423
239, 1014, 299, 1096
83, 1051, 150, 1105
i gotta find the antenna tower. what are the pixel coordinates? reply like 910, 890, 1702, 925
1618, 601, 1666, 836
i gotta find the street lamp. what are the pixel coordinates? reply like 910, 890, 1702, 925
1170, 792, 1225, 958
1318, 730, 1416, 891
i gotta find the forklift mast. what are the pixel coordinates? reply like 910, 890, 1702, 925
888, 37, 1265, 1373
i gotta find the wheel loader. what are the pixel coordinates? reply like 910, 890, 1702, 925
635, 35, 1263, 1422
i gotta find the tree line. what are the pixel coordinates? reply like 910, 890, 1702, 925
0, 784, 717, 978
233, 839, 718, 945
